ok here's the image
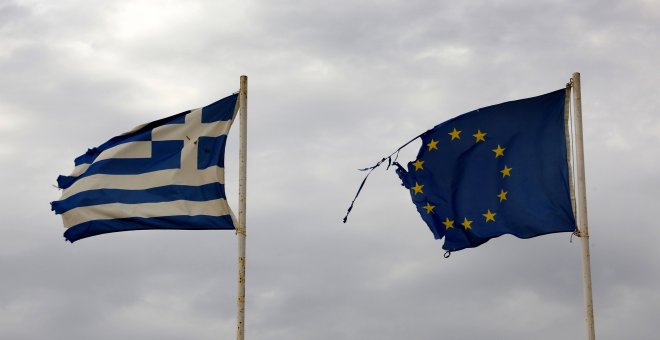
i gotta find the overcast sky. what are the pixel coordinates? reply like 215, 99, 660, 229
1, 0, 659, 339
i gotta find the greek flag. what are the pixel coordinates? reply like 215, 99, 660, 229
51, 93, 239, 242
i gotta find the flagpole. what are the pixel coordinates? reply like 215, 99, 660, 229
236, 75, 248, 340
571, 72, 595, 340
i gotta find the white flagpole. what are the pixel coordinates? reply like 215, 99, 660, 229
236, 75, 248, 340
571, 72, 596, 340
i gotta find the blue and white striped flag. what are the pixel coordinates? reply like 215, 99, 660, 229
51, 93, 239, 242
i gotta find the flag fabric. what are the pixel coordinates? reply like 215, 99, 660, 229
51, 93, 239, 242
395, 89, 576, 252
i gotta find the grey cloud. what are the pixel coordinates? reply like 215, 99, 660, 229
1, 0, 659, 339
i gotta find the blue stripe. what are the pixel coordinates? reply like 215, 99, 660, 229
73, 110, 195, 166
71, 93, 237, 167
63, 215, 235, 242
51, 183, 226, 214
58, 140, 184, 189
74, 129, 154, 166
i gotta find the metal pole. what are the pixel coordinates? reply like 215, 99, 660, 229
236, 75, 248, 340
572, 72, 596, 340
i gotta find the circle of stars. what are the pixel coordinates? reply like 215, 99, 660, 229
410, 126, 513, 232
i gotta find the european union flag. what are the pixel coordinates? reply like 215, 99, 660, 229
395, 89, 576, 252
51, 93, 239, 242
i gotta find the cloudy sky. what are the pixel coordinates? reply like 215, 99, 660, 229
2, 0, 659, 339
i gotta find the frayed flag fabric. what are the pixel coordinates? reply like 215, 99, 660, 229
395, 89, 576, 252
51, 93, 239, 242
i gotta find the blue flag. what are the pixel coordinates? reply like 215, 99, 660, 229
395, 89, 576, 252
51, 93, 239, 242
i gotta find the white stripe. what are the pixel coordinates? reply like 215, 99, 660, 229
95, 141, 152, 161
67, 141, 153, 177
120, 106, 234, 137
69, 163, 90, 177
203, 119, 233, 138
68, 114, 231, 178
60, 166, 225, 200
151, 114, 233, 141
62, 198, 232, 229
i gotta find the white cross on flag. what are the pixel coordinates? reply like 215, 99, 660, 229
51, 93, 239, 242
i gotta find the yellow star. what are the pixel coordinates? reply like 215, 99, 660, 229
411, 182, 424, 195
427, 139, 439, 151
492, 144, 506, 158
461, 217, 473, 230
498, 189, 508, 202
483, 209, 496, 222
423, 202, 435, 214
448, 128, 462, 141
500, 165, 512, 178
442, 217, 455, 230
473, 129, 487, 142
412, 159, 424, 171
